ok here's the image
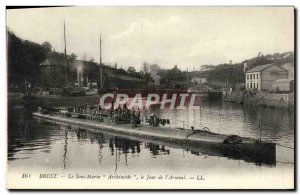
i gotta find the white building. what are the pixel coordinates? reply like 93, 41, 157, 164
191, 77, 207, 85
245, 64, 288, 91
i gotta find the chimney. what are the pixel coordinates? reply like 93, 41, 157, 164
77, 66, 83, 89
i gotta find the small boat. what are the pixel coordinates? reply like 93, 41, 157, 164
32, 111, 276, 166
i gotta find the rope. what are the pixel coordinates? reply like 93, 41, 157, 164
201, 127, 211, 133
185, 131, 199, 139
185, 126, 212, 140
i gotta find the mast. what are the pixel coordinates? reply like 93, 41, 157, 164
226, 68, 228, 90
186, 68, 189, 90
99, 34, 103, 90
64, 20, 68, 85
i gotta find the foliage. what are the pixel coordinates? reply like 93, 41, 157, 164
127, 66, 136, 74
8, 30, 48, 89
200, 64, 214, 71
7, 29, 294, 91
158, 65, 187, 86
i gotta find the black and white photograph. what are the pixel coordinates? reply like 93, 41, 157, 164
6, 6, 295, 189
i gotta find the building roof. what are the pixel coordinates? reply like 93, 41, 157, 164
246, 64, 273, 73
40, 59, 62, 66
280, 63, 294, 70
246, 64, 287, 73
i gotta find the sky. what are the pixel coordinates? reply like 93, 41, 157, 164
6, 7, 294, 70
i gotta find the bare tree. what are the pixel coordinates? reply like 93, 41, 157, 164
127, 66, 136, 74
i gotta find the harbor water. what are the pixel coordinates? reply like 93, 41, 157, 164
7, 100, 294, 188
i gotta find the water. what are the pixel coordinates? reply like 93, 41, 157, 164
7, 101, 294, 188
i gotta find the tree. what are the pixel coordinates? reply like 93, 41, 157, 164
127, 66, 136, 74
89, 57, 95, 63
68, 53, 77, 62
42, 41, 52, 54
7, 30, 48, 89
114, 63, 118, 69
149, 64, 160, 72
200, 65, 209, 71
200, 64, 214, 71
170, 65, 181, 74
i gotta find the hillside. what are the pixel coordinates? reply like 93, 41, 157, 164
188, 52, 294, 89
7, 30, 148, 91
7, 30, 294, 91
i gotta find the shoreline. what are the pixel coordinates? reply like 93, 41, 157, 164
222, 91, 294, 109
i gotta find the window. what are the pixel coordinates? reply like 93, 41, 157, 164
250, 75, 252, 80
250, 83, 252, 88
247, 75, 249, 80
254, 83, 256, 88
257, 73, 259, 79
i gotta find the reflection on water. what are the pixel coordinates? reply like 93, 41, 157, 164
64, 129, 172, 172
7, 101, 294, 174
63, 129, 68, 170
150, 101, 294, 147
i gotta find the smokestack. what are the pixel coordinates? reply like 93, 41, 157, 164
99, 34, 103, 90
77, 67, 83, 89
243, 62, 248, 73
64, 20, 68, 85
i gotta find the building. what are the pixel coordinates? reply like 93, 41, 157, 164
245, 64, 288, 91
270, 63, 294, 92
40, 58, 65, 88
280, 63, 294, 79
191, 76, 207, 85
40, 59, 64, 74
272, 78, 294, 92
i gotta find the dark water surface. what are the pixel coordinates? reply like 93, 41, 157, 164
8, 101, 294, 176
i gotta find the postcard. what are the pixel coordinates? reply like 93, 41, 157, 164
6, 6, 295, 189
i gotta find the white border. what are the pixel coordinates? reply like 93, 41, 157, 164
0, 0, 298, 194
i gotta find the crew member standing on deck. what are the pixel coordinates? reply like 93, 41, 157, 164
136, 108, 141, 124
150, 112, 158, 126
110, 100, 115, 118
123, 103, 128, 110
131, 109, 137, 127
